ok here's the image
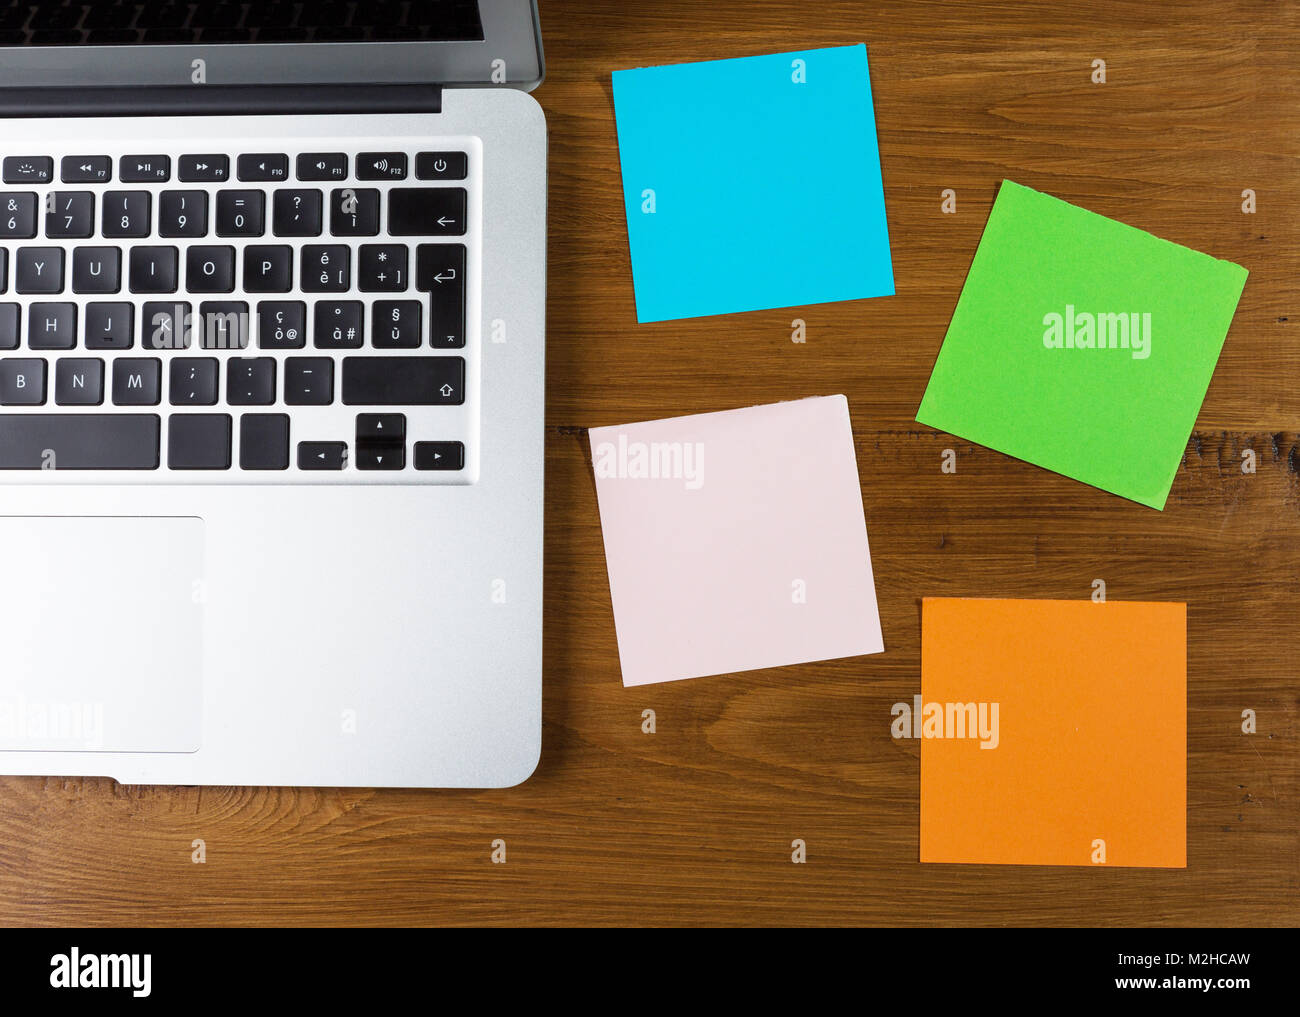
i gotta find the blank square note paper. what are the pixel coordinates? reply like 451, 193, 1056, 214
920, 598, 1187, 868
916, 181, 1247, 509
590, 396, 884, 687
612, 44, 894, 322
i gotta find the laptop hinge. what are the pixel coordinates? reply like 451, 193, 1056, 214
0, 83, 442, 118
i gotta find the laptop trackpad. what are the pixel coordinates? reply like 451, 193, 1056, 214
0, 516, 203, 753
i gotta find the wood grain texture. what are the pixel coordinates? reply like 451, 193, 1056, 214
1, 0, 1297, 927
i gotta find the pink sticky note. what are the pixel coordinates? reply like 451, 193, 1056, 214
590, 395, 884, 686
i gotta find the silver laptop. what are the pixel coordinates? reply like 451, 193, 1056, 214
0, 0, 547, 787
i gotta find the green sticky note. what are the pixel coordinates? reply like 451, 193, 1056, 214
916, 181, 1247, 509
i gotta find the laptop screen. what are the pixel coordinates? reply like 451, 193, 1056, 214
5, 1, 486, 46
0, 0, 541, 89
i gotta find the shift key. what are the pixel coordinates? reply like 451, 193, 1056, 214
342, 357, 464, 405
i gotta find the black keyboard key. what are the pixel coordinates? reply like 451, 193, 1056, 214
302, 245, 349, 292
237, 153, 289, 182
329, 187, 379, 236
120, 155, 170, 182
178, 155, 230, 182
3, 157, 53, 185
372, 300, 421, 348
0, 358, 46, 404
0, 413, 159, 470
243, 245, 292, 292
342, 356, 464, 405
102, 191, 151, 238
356, 413, 405, 442
416, 152, 468, 181
414, 440, 465, 471
417, 243, 466, 347
61, 156, 112, 183
72, 247, 122, 294
227, 357, 276, 405
216, 190, 265, 237
284, 357, 333, 405
356, 152, 407, 180
44, 191, 95, 239
257, 301, 306, 349
15, 247, 64, 294
0, 304, 18, 350
129, 246, 179, 293
142, 301, 191, 350
0, 249, 5, 292
356, 441, 404, 470
415, 243, 465, 291
169, 357, 219, 405
27, 302, 76, 349
54, 358, 104, 405
358, 244, 408, 291
159, 191, 209, 238
272, 189, 323, 236
113, 358, 162, 405
297, 153, 348, 181
196, 301, 249, 350
185, 245, 235, 292
298, 441, 347, 470
0, 193, 37, 239
313, 300, 363, 348
388, 188, 466, 236
84, 302, 133, 349
168, 413, 231, 469
240, 413, 290, 470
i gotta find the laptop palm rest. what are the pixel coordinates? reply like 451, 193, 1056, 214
0, 516, 203, 753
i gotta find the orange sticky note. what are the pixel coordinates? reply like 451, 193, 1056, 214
919, 598, 1186, 868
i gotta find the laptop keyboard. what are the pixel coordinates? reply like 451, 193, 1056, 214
0, 136, 478, 483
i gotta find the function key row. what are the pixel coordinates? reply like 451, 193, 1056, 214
0, 188, 466, 239
1, 152, 469, 186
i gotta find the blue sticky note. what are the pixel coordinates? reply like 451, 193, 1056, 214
612, 44, 894, 322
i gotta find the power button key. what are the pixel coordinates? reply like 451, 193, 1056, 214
416, 152, 468, 181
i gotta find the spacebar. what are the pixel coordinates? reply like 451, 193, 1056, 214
0, 414, 160, 470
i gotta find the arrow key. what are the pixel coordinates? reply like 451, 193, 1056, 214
414, 441, 464, 471
356, 440, 405, 471
356, 413, 405, 442
298, 441, 347, 470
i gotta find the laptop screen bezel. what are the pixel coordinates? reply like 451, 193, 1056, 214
0, 0, 544, 91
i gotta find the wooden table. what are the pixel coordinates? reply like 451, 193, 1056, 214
2, 0, 1296, 927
